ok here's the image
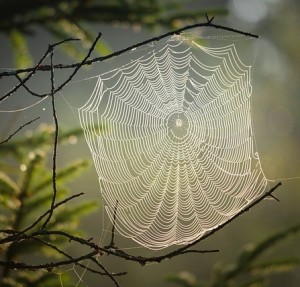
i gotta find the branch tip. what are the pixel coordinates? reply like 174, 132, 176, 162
0, 117, 40, 145
205, 13, 214, 23
0, 19, 259, 79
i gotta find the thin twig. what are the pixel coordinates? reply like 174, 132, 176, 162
51, 38, 80, 48
0, 17, 280, 286
90, 257, 121, 287
41, 46, 58, 229
40, 33, 102, 228
106, 200, 118, 249
205, 13, 215, 23
151, 182, 283, 263
0, 38, 78, 103
179, 249, 220, 255
0, 252, 98, 271
22, 192, 84, 233
15, 74, 45, 98
20, 182, 280, 267
0, 179, 281, 282
54, 32, 102, 94
8, 33, 102, 101
101, 183, 283, 266
0, 117, 40, 144
0, 230, 125, 277
268, 193, 280, 202
29, 236, 125, 276
0, 53, 48, 104
0, 19, 259, 79
0, 193, 84, 246
45, 183, 282, 265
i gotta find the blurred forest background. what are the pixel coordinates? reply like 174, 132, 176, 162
0, 0, 300, 286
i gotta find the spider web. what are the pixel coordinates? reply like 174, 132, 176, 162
77, 34, 268, 250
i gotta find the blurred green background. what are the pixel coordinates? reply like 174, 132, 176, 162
1, 0, 300, 286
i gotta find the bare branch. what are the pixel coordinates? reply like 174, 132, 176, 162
41, 46, 58, 229
153, 182, 282, 262
0, 117, 40, 144
205, 13, 215, 23
0, 17, 282, 287
35, 183, 282, 266
0, 252, 97, 271
0, 50, 48, 103
22, 192, 85, 233
0, 182, 281, 285
178, 249, 220, 255
90, 257, 122, 287
40, 33, 102, 229
268, 193, 280, 202
54, 32, 102, 94
3, 182, 278, 269
105, 200, 119, 249
0, 19, 258, 79
15, 74, 46, 97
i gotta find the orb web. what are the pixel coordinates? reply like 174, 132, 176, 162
78, 34, 268, 250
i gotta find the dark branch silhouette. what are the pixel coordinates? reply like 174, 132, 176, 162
0, 117, 40, 144
0, 17, 283, 287
0, 38, 78, 104
0, 182, 282, 267
0, 17, 258, 79
41, 45, 59, 229
41, 34, 101, 228
105, 200, 119, 249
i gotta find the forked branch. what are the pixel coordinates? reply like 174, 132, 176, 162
0, 16, 258, 79
0, 16, 279, 287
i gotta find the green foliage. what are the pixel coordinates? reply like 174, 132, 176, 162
166, 223, 300, 287
0, 0, 227, 69
0, 124, 84, 159
167, 271, 197, 287
0, 125, 98, 286
1, 271, 74, 287
7, 29, 33, 70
